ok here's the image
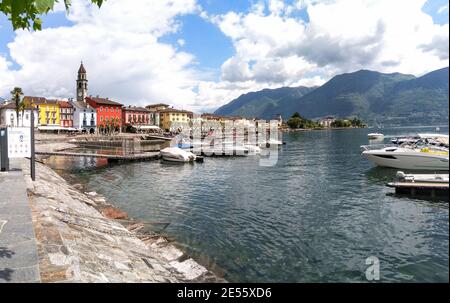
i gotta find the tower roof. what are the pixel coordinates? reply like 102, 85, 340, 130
78, 62, 86, 74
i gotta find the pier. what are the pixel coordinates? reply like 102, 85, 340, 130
36, 151, 161, 163
387, 181, 449, 200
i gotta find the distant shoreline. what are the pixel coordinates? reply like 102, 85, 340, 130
281, 127, 366, 132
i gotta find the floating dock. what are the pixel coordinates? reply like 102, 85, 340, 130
36, 151, 160, 163
387, 181, 449, 200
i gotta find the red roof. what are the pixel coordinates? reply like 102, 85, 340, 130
0, 102, 36, 110
86, 96, 122, 106
23, 96, 47, 104
158, 108, 193, 114
57, 101, 73, 108
122, 106, 149, 112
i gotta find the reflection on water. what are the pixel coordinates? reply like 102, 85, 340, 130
45, 126, 449, 282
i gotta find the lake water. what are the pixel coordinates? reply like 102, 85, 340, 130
45, 126, 449, 282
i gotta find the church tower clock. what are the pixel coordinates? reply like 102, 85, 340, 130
76, 61, 88, 103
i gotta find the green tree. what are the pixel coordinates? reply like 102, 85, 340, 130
292, 112, 301, 119
0, 0, 105, 31
287, 117, 302, 129
10, 87, 24, 126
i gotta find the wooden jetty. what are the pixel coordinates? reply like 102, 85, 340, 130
387, 181, 449, 200
36, 151, 160, 163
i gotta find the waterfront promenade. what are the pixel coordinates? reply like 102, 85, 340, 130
0, 160, 40, 283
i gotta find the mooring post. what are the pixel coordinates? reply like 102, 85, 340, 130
30, 110, 36, 181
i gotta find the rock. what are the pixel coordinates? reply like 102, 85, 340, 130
73, 184, 83, 190
101, 207, 128, 220
86, 191, 97, 197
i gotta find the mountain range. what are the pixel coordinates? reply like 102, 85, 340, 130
214, 67, 449, 125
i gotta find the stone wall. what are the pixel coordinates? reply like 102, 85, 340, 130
21, 160, 224, 283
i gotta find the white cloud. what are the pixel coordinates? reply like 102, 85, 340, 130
177, 39, 186, 47
437, 4, 448, 14
0, 0, 448, 112
0, 0, 200, 109
188, 0, 449, 110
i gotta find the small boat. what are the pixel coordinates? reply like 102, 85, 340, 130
244, 144, 262, 154
418, 133, 449, 147
201, 144, 249, 156
368, 133, 384, 140
395, 171, 449, 183
259, 139, 284, 147
160, 147, 196, 162
391, 136, 419, 145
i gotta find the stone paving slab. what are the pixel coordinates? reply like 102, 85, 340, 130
0, 160, 40, 283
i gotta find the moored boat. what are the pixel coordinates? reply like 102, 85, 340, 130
160, 147, 197, 162
395, 171, 449, 183
361, 144, 449, 171
368, 133, 384, 140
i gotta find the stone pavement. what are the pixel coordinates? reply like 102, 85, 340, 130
0, 159, 40, 283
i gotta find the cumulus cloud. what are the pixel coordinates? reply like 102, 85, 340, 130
0, 0, 448, 112
0, 0, 199, 110
209, 0, 449, 101
419, 27, 449, 60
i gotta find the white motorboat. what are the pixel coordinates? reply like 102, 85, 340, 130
395, 171, 449, 183
160, 147, 197, 162
259, 139, 284, 147
418, 133, 449, 147
361, 145, 449, 171
368, 133, 384, 140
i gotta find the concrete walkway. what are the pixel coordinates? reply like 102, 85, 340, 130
0, 159, 40, 283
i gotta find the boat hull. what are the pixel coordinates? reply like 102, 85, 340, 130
363, 151, 449, 171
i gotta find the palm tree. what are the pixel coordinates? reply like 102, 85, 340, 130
10, 87, 23, 126
18, 100, 27, 126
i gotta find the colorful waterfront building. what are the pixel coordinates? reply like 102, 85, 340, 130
58, 101, 74, 128
86, 96, 123, 132
122, 106, 155, 132
0, 102, 39, 127
69, 99, 97, 134
201, 113, 227, 123
159, 108, 193, 131
145, 103, 170, 127
24, 96, 60, 127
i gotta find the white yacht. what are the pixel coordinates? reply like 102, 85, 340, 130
361, 144, 449, 171
368, 133, 384, 140
160, 147, 197, 162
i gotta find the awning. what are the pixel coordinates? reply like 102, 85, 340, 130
132, 125, 161, 130
38, 126, 78, 131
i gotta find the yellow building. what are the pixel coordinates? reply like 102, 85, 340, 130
158, 108, 192, 131
24, 97, 60, 126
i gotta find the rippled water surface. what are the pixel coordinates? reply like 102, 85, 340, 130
46, 126, 449, 282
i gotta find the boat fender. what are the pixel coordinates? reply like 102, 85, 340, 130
396, 171, 406, 180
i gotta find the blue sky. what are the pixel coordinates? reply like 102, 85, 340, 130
0, 0, 448, 111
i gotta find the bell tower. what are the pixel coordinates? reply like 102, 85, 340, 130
76, 61, 88, 103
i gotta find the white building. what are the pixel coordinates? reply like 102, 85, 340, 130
69, 99, 97, 134
319, 116, 336, 128
0, 102, 39, 127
